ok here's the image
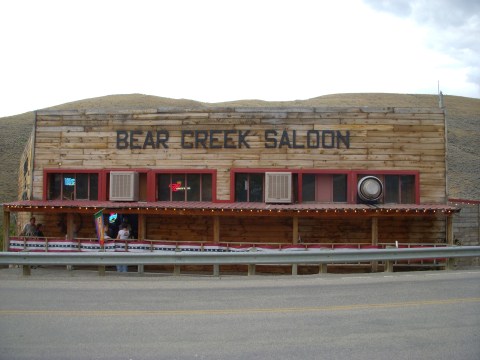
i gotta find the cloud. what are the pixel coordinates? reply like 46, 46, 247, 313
364, 0, 480, 95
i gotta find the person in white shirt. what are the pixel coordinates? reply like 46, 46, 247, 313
116, 223, 130, 272
20, 217, 36, 237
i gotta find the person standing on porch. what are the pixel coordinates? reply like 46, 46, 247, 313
34, 223, 45, 238
116, 223, 130, 272
20, 217, 36, 237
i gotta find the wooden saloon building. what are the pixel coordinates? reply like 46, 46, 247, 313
3, 105, 460, 273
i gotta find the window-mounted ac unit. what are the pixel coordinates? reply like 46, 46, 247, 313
265, 172, 292, 204
109, 171, 139, 201
357, 176, 383, 204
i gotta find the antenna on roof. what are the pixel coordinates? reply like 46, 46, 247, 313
438, 80, 444, 109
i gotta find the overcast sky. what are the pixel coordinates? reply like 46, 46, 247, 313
0, 0, 478, 117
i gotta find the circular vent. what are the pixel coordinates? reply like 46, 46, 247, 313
358, 176, 383, 202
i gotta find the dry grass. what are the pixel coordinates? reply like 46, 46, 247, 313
0, 93, 478, 232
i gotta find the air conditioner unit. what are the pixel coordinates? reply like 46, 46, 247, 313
109, 171, 139, 201
265, 172, 292, 203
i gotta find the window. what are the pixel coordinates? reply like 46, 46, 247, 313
385, 175, 415, 204
235, 173, 264, 202
48, 173, 98, 200
302, 174, 347, 203
157, 173, 212, 201
357, 174, 416, 204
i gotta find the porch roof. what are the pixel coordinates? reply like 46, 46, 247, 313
2, 200, 460, 217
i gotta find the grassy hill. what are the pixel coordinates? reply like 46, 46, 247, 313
1, 93, 478, 222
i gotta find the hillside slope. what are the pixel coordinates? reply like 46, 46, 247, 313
1, 93, 478, 213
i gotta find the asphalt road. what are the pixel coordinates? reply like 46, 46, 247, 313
0, 268, 479, 360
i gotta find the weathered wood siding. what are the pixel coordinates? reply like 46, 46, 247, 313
30, 213, 448, 246
378, 217, 446, 243
31, 107, 447, 203
16, 130, 35, 231
146, 215, 213, 242
299, 218, 371, 243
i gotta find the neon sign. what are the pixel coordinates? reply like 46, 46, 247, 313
169, 182, 191, 192
64, 177, 75, 186
109, 213, 118, 224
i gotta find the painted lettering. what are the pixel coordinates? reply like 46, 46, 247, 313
209, 130, 222, 149
322, 130, 335, 149
265, 130, 277, 148
116, 130, 129, 149
130, 130, 143, 150
181, 130, 194, 149
143, 131, 155, 149
195, 130, 208, 149
279, 130, 291, 148
156, 130, 169, 148
115, 128, 350, 150
337, 130, 349, 149
292, 130, 305, 149
224, 130, 236, 149
307, 130, 319, 148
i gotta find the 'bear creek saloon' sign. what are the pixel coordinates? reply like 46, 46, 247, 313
116, 129, 350, 150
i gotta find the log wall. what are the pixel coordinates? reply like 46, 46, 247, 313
30, 107, 447, 203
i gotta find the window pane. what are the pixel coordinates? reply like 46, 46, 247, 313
401, 175, 415, 203
292, 173, 298, 203
316, 175, 333, 202
249, 174, 264, 202
187, 174, 200, 201
302, 174, 315, 202
172, 174, 186, 201
89, 174, 98, 200
158, 174, 171, 201
333, 174, 347, 202
76, 173, 89, 199
235, 174, 248, 202
385, 175, 399, 203
62, 173, 75, 200
48, 174, 62, 200
201, 174, 212, 201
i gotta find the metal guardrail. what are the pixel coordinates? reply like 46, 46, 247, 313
1, 246, 479, 276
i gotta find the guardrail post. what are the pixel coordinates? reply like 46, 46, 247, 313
98, 265, 106, 276
173, 265, 181, 276
22, 265, 31, 276
292, 264, 298, 275
213, 265, 220, 276
446, 258, 455, 271
248, 264, 256, 276
3, 210, 10, 251
319, 263, 328, 274
137, 265, 144, 274
385, 260, 394, 272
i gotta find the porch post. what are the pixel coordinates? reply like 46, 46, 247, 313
292, 216, 299, 275
446, 215, 455, 270
213, 216, 220, 276
138, 214, 146, 240
66, 213, 74, 271
371, 217, 378, 272
446, 216, 454, 245
137, 214, 146, 273
66, 213, 74, 240
3, 209, 10, 251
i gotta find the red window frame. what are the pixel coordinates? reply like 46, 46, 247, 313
353, 170, 420, 204
152, 169, 217, 202
43, 169, 104, 201
229, 168, 419, 204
